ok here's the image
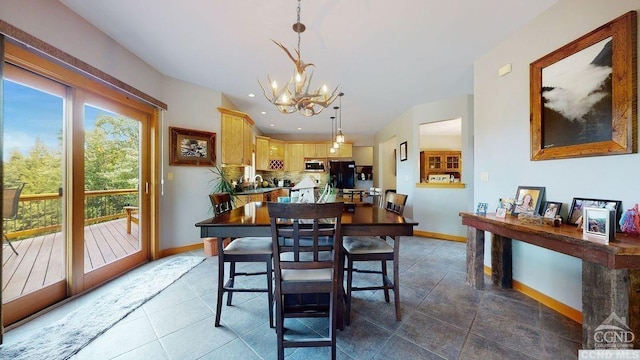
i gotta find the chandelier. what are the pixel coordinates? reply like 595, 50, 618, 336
258, 0, 339, 116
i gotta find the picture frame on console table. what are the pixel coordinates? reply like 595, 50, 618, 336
567, 198, 622, 231
583, 207, 616, 243
529, 11, 637, 161
542, 201, 562, 219
511, 186, 545, 216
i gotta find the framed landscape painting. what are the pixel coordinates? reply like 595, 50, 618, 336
169, 127, 216, 166
530, 11, 637, 161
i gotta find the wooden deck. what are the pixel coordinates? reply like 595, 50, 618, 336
2, 218, 139, 302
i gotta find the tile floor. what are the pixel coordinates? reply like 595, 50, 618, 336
3, 237, 582, 359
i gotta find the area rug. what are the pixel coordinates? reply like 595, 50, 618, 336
0, 255, 205, 360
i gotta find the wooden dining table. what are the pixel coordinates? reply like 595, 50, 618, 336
195, 201, 419, 328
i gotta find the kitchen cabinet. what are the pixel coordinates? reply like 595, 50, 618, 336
218, 107, 254, 166
303, 143, 327, 158
255, 136, 270, 171
235, 193, 267, 207
420, 151, 462, 182
285, 143, 304, 171
269, 139, 285, 159
269, 188, 290, 200
328, 143, 352, 158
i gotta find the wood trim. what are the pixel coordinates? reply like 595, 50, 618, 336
416, 183, 466, 189
217, 107, 255, 125
0, 19, 167, 110
484, 265, 583, 323
414, 230, 466, 242
3, 281, 67, 325
158, 242, 205, 258
0, 33, 4, 344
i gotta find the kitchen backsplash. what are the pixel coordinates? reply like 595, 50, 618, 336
224, 167, 330, 189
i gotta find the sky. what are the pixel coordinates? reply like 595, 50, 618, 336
3, 79, 103, 161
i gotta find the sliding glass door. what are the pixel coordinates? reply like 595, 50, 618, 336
2, 64, 68, 323
2, 63, 152, 325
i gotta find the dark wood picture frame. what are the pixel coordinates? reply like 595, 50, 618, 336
530, 11, 637, 161
542, 201, 563, 219
567, 197, 622, 231
399, 141, 407, 161
511, 186, 545, 216
169, 126, 216, 166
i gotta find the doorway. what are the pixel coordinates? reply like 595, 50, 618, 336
2, 63, 151, 325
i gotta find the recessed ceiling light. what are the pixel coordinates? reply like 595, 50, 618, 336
248, 93, 255, 97
270, 124, 275, 127
297, 127, 302, 130
261, 111, 267, 115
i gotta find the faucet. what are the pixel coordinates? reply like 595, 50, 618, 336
253, 174, 263, 189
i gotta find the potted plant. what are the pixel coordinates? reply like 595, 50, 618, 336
208, 164, 238, 207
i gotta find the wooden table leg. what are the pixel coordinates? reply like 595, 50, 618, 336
491, 234, 512, 289
582, 261, 640, 349
466, 226, 484, 289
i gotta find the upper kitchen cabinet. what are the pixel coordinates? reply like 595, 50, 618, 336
255, 136, 270, 170
285, 143, 304, 171
218, 107, 254, 166
303, 143, 327, 158
328, 143, 352, 158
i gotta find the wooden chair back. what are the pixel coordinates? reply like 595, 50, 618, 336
268, 202, 344, 292
3, 184, 24, 220
209, 193, 233, 217
384, 192, 407, 216
267, 201, 344, 358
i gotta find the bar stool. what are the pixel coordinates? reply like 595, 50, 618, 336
342, 192, 408, 324
210, 193, 274, 328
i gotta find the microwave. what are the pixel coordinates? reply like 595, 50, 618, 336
304, 160, 325, 172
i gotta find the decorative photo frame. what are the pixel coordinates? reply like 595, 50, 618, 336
511, 186, 545, 216
583, 207, 616, 243
567, 198, 622, 230
169, 126, 216, 166
476, 202, 488, 216
399, 141, 408, 161
496, 207, 507, 219
530, 11, 637, 161
542, 201, 562, 219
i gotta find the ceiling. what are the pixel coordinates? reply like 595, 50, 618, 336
59, 0, 558, 143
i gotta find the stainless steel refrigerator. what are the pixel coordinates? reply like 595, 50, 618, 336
329, 160, 355, 189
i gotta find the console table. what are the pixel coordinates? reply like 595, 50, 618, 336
460, 212, 640, 349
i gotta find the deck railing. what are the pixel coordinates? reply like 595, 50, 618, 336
4, 189, 138, 239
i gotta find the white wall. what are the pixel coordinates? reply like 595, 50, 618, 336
159, 78, 224, 249
474, 0, 640, 311
374, 95, 474, 236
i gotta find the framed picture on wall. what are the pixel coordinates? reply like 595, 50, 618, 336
169, 126, 216, 166
399, 141, 408, 161
530, 11, 637, 161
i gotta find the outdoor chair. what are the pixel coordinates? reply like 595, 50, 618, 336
3, 183, 24, 256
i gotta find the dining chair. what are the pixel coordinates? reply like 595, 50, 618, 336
342, 192, 408, 324
3, 183, 25, 256
267, 201, 344, 360
210, 193, 274, 328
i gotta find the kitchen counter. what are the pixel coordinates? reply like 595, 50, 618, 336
236, 187, 291, 195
